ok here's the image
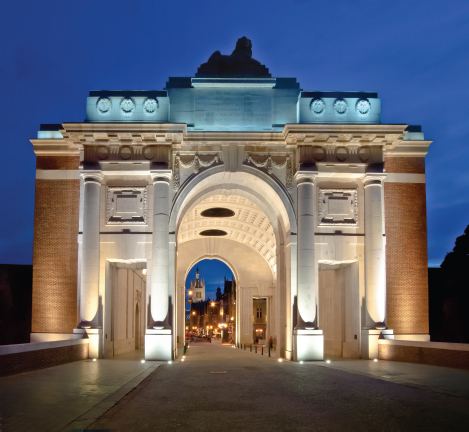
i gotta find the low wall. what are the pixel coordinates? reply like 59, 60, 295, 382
0, 339, 89, 377
378, 339, 469, 370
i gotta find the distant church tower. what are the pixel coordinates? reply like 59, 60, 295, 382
190, 268, 205, 303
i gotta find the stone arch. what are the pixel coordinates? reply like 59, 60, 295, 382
170, 165, 297, 242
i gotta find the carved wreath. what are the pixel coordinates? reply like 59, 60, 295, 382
244, 153, 293, 192
173, 153, 220, 191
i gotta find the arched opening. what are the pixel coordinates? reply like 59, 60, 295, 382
173, 168, 295, 358
185, 259, 236, 345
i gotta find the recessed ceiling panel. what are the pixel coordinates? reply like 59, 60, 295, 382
199, 229, 228, 236
200, 207, 235, 218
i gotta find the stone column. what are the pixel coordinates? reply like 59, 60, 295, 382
79, 172, 103, 328
296, 175, 317, 326
362, 175, 387, 329
361, 174, 393, 359
293, 173, 323, 361
145, 171, 172, 361
150, 173, 171, 327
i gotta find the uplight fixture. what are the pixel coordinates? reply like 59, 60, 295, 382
93, 359, 97, 362
373, 359, 378, 362
326, 360, 331, 364
300, 361, 304, 364
278, 359, 283, 362
168, 361, 172, 364
141, 360, 145, 363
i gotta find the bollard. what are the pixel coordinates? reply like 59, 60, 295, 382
183, 345, 186, 355
269, 347, 270, 357
244, 344, 246, 350
250, 344, 252, 352
262, 347, 264, 355
255, 346, 257, 354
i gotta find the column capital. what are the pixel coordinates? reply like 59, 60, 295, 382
80, 171, 104, 184
361, 173, 386, 188
294, 171, 318, 185
150, 170, 172, 184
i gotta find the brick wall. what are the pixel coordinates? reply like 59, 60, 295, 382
0, 343, 89, 377
384, 157, 425, 174
379, 343, 469, 370
384, 156, 429, 334
32, 156, 80, 333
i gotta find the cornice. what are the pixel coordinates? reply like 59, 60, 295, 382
283, 124, 408, 148
30, 139, 80, 156
384, 140, 431, 157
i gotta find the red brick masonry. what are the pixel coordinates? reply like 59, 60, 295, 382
379, 341, 469, 370
32, 156, 80, 333
384, 156, 429, 334
0, 342, 89, 377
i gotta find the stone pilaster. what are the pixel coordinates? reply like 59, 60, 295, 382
361, 174, 393, 359
362, 174, 387, 329
145, 170, 172, 360
293, 172, 323, 361
79, 171, 103, 328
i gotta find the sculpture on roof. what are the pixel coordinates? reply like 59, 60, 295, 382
196, 37, 271, 78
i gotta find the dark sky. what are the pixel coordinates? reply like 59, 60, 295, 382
1, 0, 468, 269
186, 259, 234, 303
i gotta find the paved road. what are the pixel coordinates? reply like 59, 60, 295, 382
89, 343, 469, 431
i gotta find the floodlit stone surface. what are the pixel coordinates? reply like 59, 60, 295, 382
89, 344, 469, 431
28, 39, 433, 364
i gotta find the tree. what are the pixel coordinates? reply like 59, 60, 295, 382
434, 225, 469, 343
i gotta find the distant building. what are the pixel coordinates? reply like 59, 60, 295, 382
190, 268, 205, 303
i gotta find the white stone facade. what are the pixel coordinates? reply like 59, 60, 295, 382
30, 76, 431, 362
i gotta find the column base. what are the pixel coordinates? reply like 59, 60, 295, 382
293, 329, 324, 361
361, 329, 394, 360
74, 328, 103, 359
145, 328, 172, 361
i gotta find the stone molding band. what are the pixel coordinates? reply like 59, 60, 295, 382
36, 170, 80, 180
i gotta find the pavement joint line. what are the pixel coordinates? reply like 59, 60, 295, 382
62, 361, 162, 431
310, 362, 469, 400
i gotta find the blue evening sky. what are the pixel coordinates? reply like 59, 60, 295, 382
186, 259, 234, 303
0, 0, 468, 270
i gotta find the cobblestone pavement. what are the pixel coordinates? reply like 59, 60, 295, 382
0, 350, 161, 431
89, 344, 469, 431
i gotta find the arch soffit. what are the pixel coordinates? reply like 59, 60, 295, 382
170, 166, 297, 240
